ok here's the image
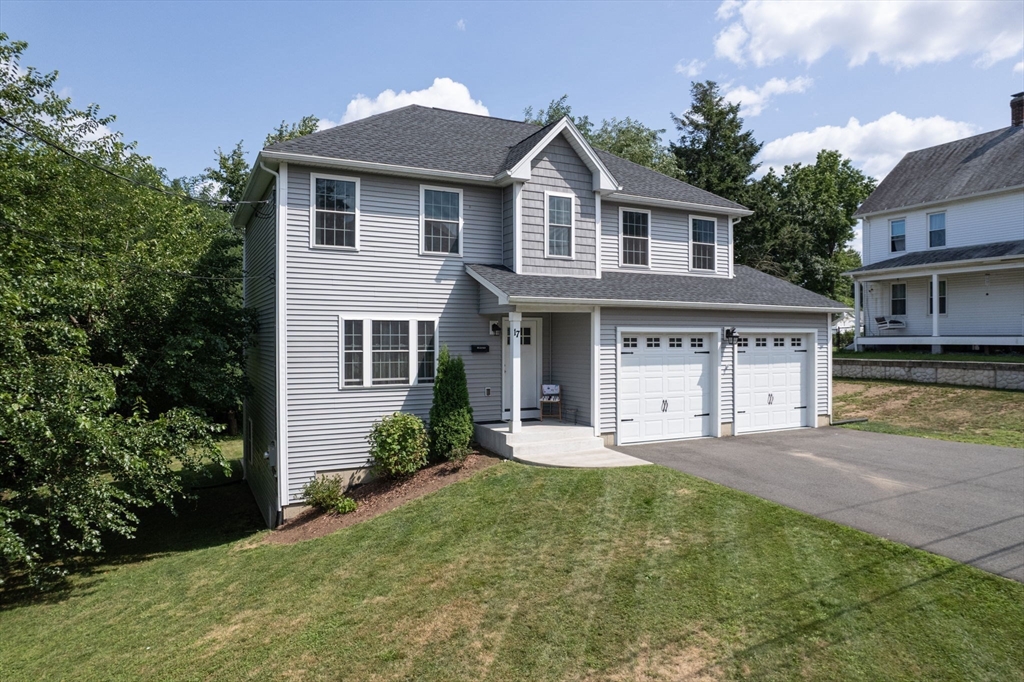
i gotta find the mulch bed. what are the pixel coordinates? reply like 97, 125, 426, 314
266, 451, 503, 545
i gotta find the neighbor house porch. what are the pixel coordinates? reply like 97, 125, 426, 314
852, 263, 1024, 352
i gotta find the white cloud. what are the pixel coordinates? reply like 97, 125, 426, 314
714, 0, 1023, 69
456, 18, 466, 31
758, 112, 979, 179
1014, 61, 1024, 74
724, 76, 812, 116
674, 58, 706, 77
336, 77, 488, 125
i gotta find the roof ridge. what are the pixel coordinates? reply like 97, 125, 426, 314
901, 125, 1015, 156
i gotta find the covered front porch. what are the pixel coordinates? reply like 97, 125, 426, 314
851, 262, 1024, 352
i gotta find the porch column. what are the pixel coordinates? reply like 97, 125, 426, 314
931, 273, 940, 354
508, 311, 522, 434
853, 279, 862, 351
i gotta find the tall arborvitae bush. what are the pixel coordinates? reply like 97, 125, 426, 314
428, 346, 474, 462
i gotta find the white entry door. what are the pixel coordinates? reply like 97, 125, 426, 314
734, 335, 810, 434
502, 318, 542, 420
618, 333, 713, 444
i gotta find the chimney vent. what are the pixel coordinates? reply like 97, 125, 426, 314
1013, 92, 1024, 127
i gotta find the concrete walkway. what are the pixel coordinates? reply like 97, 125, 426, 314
616, 428, 1024, 581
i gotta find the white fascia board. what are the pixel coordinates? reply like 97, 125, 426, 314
505, 118, 620, 192
853, 184, 1024, 219
232, 153, 277, 228
506, 295, 849, 314
605, 192, 754, 217
465, 266, 510, 304
259, 150, 496, 186
846, 256, 1024, 279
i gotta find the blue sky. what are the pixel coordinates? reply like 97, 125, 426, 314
3, 1, 1023, 209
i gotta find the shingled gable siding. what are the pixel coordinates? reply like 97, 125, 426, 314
598, 308, 830, 435
521, 135, 598, 277
242, 186, 279, 525
600, 201, 732, 277
862, 269, 1024, 337
862, 190, 1024, 267
283, 166, 503, 502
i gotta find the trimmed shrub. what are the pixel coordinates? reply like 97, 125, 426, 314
302, 475, 357, 514
367, 412, 428, 477
429, 345, 475, 462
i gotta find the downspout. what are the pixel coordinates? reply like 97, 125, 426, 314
260, 161, 288, 528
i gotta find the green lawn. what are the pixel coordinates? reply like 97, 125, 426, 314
834, 350, 1024, 363
1, 443, 1021, 681
834, 378, 1024, 448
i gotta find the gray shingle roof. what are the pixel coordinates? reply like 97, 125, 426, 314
848, 240, 1024, 273
855, 126, 1024, 216
467, 264, 846, 309
264, 105, 746, 211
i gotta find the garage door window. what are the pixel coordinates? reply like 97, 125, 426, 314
646, 337, 661, 348
737, 337, 748, 347
790, 338, 802, 347
755, 337, 767, 347
774, 337, 785, 347
623, 337, 637, 348
690, 337, 704, 348
669, 337, 683, 348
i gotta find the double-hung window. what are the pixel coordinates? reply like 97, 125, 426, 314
891, 283, 907, 316
690, 216, 717, 271
339, 317, 438, 387
890, 219, 906, 252
928, 212, 946, 248
312, 175, 358, 248
620, 209, 650, 267
928, 280, 947, 315
421, 186, 462, 255
546, 192, 574, 258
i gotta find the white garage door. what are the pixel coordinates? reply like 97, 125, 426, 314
735, 335, 810, 434
619, 334, 713, 444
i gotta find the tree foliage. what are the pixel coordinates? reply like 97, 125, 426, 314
0, 35, 237, 581
524, 95, 679, 176
670, 81, 762, 203
264, 114, 320, 147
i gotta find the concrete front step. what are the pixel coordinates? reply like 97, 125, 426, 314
506, 426, 595, 444
511, 436, 606, 457
512, 449, 650, 469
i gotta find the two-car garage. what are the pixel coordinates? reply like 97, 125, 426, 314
616, 329, 815, 445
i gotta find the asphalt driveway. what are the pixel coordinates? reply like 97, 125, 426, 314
615, 428, 1024, 582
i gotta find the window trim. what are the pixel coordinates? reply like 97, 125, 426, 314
309, 172, 360, 251
688, 214, 718, 272
890, 283, 907, 317
337, 315, 439, 389
618, 206, 652, 269
927, 211, 946, 249
889, 217, 906, 253
419, 184, 464, 257
927, 279, 948, 316
543, 190, 575, 260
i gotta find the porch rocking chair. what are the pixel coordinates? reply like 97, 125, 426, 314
539, 384, 562, 421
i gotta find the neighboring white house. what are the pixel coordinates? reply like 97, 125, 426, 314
234, 105, 847, 527
849, 93, 1024, 353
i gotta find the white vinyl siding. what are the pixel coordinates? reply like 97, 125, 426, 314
862, 189, 1024, 266
283, 166, 503, 502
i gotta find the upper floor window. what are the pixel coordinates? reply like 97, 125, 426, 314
312, 175, 358, 248
620, 209, 650, 267
928, 212, 946, 248
421, 186, 462, 256
890, 219, 906, 252
928, 280, 947, 315
891, 283, 907, 316
690, 216, 716, 271
546, 193, 574, 258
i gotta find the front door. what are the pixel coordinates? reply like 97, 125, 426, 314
502, 317, 542, 420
